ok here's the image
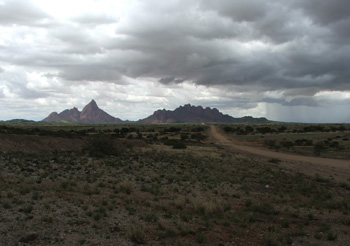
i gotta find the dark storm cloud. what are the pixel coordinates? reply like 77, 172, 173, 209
1, 0, 350, 112
158, 1, 350, 99
263, 97, 319, 107
95, 0, 350, 101
264, 94, 350, 109
330, 19, 350, 43
0, 0, 50, 26
200, 0, 268, 22
294, 0, 350, 25
159, 77, 175, 84
158, 77, 186, 84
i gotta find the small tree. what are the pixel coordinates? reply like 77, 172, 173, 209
264, 139, 277, 149
313, 142, 327, 156
280, 140, 294, 150
172, 142, 187, 149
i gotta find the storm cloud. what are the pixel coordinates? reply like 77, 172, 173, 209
0, 0, 349, 122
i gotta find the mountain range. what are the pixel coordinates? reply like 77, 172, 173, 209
42, 100, 267, 123
43, 100, 122, 123
139, 104, 267, 123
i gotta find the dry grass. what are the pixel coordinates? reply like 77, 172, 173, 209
128, 224, 146, 244
0, 123, 349, 245
118, 180, 133, 194
192, 196, 223, 216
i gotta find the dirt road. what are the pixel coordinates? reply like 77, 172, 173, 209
210, 125, 350, 182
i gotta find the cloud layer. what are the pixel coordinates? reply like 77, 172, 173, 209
0, 0, 349, 122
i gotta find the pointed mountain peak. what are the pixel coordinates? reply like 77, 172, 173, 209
80, 100, 122, 123
86, 99, 99, 109
42, 100, 122, 123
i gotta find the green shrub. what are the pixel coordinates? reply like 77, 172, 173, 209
280, 140, 294, 150
314, 142, 327, 156
32, 192, 40, 200
172, 142, 187, 149
128, 224, 146, 244
164, 139, 187, 149
83, 136, 121, 157
21, 205, 33, 214
191, 133, 207, 141
3, 201, 11, 209
164, 139, 177, 146
327, 232, 337, 241
245, 199, 252, 207
265, 140, 277, 149
249, 203, 278, 215
268, 158, 281, 164
196, 233, 205, 243
263, 234, 280, 246
119, 180, 133, 194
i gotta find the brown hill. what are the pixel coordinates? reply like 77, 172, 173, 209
43, 100, 122, 123
139, 104, 267, 123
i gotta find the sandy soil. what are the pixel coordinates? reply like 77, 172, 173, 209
210, 125, 350, 182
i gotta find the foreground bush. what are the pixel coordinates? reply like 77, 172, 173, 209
83, 136, 121, 157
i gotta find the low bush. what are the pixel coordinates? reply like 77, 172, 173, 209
83, 136, 122, 157
172, 142, 187, 149
128, 224, 146, 244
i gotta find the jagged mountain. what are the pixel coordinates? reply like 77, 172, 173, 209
43, 101, 267, 124
43, 100, 122, 123
139, 104, 268, 123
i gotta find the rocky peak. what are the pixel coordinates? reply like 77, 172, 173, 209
140, 104, 240, 123
82, 100, 99, 112
42, 100, 122, 123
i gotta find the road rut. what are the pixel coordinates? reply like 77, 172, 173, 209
210, 125, 350, 182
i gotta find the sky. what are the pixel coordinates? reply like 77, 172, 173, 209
0, 0, 350, 123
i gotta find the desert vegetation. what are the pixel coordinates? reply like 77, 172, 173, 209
222, 123, 350, 160
0, 122, 349, 245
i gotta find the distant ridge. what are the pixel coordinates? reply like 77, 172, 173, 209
42, 101, 267, 123
3, 119, 36, 124
139, 104, 268, 123
42, 100, 122, 123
